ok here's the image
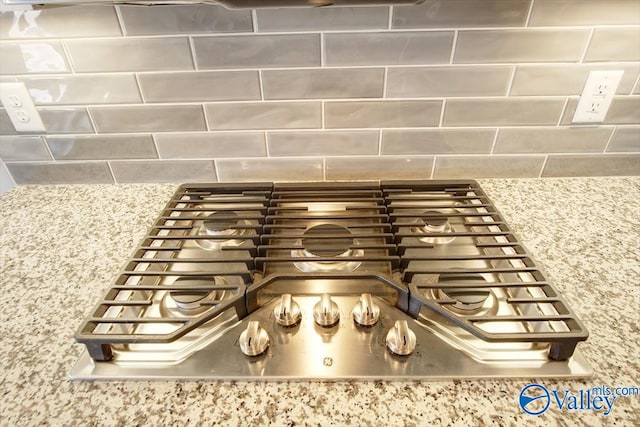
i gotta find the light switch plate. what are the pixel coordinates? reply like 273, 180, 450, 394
572, 70, 624, 124
0, 82, 46, 132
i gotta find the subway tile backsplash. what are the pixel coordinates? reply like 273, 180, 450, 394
0, 2, 638, 185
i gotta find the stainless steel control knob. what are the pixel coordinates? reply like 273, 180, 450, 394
273, 294, 302, 327
352, 293, 380, 326
385, 320, 416, 356
239, 321, 269, 356
313, 294, 340, 327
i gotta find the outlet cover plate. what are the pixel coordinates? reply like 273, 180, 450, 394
572, 70, 624, 124
0, 82, 46, 132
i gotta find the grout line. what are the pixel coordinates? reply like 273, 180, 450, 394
187, 36, 199, 70
251, 9, 259, 32
201, 104, 211, 131
113, 6, 127, 36
438, 100, 446, 127
506, 65, 518, 96
578, 28, 595, 64
387, 6, 393, 30
322, 157, 327, 180
556, 98, 570, 126
213, 159, 221, 181
377, 129, 383, 155
106, 161, 118, 184
430, 156, 437, 179
85, 107, 98, 134
258, 70, 265, 101
525, 0, 535, 27
41, 135, 56, 160
264, 131, 270, 157
320, 33, 325, 67
449, 30, 458, 64
59, 41, 76, 75
602, 127, 617, 153
538, 155, 549, 178
133, 73, 145, 103
28, 94, 575, 110
150, 134, 161, 159
490, 128, 500, 154
382, 67, 388, 98
631, 74, 640, 95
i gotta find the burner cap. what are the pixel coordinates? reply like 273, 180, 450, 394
439, 275, 491, 312
202, 211, 239, 234
169, 278, 217, 312
422, 210, 448, 228
302, 224, 353, 257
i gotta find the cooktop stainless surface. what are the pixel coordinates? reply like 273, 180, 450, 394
72, 181, 592, 380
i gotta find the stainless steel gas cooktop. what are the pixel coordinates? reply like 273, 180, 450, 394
71, 181, 593, 380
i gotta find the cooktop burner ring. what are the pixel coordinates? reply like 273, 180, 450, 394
195, 210, 251, 251
292, 223, 364, 272
411, 207, 460, 245
161, 276, 229, 317
433, 273, 498, 316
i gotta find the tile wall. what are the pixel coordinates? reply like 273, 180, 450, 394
0, 0, 639, 184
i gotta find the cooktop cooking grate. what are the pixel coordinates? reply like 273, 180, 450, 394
75, 180, 588, 363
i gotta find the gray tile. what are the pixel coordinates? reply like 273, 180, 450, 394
263, 69, 383, 100
193, 34, 319, 69
0, 6, 121, 39
381, 129, 495, 155
326, 157, 433, 180
65, 38, 193, 72
0, 136, 50, 161
216, 158, 323, 181
0, 42, 70, 74
392, 0, 530, 28
46, 135, 157, 160
607, 127, 640, 152
205, 102, 321, 130
387, 66, 511, 98
154, 132, 266, 158
444, 99, 565, 126
494, 127, 612, 154
325, 32, 453, 66
562, 97, 640, 125
39, 108, 93, 133
584, 28, 640, 62
635, 79, 640, 95
119, 5, 252, 35
111, 160, 216, 183
21, 75, 141, 105
434, 155, 545, 178
91, 106, 206, 133
138, 71, 260, 102
454, 30, 590, 64
268, 130, 378, 157
542, 154, 640, 177
325, 100, 441, 128
6, 161, 113, 184
530, 0, 640, 26
511, 64, 640, 96
1, 109, 18, 135
256, 7, 388, 31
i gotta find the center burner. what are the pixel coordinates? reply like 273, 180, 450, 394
162, 276, 228, 317
412, 209, 457, 245
292, 223, 364, 272
195, 211, 250, 250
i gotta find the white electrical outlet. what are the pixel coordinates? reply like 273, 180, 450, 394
572, 70, 624, 124
0, 82, 45, 132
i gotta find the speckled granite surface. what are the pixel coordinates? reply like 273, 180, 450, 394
1, 177, 639, 426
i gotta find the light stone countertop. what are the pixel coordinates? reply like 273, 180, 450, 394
1, 177, 639, 426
